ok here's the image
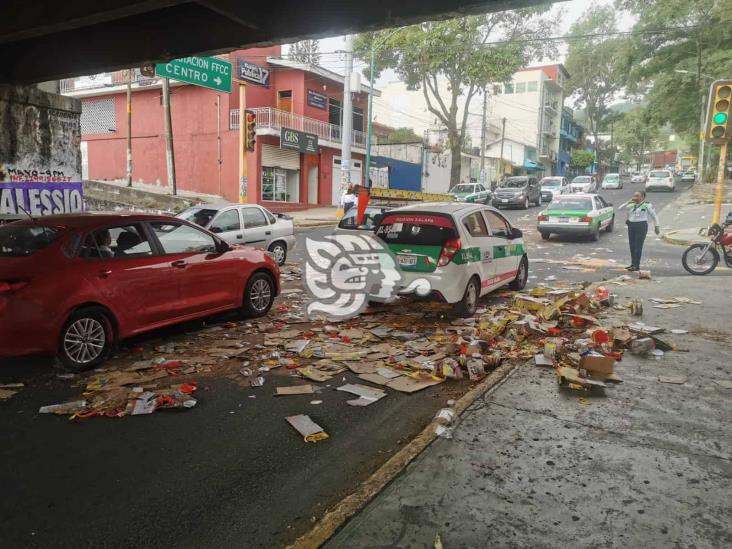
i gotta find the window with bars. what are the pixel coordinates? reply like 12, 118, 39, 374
80, 97, 116, 134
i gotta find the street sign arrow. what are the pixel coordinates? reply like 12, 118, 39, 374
155, 56, 232, 93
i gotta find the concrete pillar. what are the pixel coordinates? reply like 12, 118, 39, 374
0, 85, 83, 216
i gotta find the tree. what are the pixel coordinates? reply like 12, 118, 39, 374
377, 127, 422, 144
354, 8, 558, 186
565, 5, 625, 167
614, 106, 659, 171
617, 0, 732, 160
289, 40, 321, 65
570, 149, 594, 170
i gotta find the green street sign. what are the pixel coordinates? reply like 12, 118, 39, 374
155, 56, 232, 93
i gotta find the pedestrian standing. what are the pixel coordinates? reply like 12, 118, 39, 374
619, 191, 661, 271
341, 186, 356, 214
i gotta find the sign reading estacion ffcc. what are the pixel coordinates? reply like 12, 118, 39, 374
280, 128, 318, 154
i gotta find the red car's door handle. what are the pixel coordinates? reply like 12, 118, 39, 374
98, 270, 112, 278
171, 260, 187, 268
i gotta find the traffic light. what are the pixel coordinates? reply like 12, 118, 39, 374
705, 80, 732, 144
245, 110, 256, 152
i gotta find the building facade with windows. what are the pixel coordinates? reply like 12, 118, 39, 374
61, 46, 378, 210
558, 107, 585, 176
488, 64, 569, 175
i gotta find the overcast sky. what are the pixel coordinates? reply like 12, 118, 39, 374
284, 0, 634, 86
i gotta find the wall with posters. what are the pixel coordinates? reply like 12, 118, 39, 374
0, 85, 83, 216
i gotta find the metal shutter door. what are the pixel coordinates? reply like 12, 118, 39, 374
261, 144, 300, 170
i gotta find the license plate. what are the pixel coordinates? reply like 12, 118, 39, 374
397, 255, 417, 267
501, 199, 509, 203
559, 217, 570, 223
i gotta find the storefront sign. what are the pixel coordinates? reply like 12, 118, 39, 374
0, 182, 84, 216
280, 128, 318, 155
238, 60, 270, 87
307, 89, 328, 110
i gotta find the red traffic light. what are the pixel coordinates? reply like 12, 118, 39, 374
246, 113, 255, 124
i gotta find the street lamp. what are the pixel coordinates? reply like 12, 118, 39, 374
365, 28, 401, 188
675, 69, 715, 179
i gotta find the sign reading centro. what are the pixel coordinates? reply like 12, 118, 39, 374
280, 128, 318, 154
0, 182, 84, 216
156, 56, 232, 93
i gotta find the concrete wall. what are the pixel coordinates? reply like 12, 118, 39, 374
0, 84, 81, 184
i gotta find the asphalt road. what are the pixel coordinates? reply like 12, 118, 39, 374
0, 178, 711, 549
293, 179, 701, 285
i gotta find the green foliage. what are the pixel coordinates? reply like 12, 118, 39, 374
354, 7, 559, 184
570, 149, 595, 169
377, 127, 422, 144
565, 5, 625, 164
618, 0, 732, 146
614, 106, 659, 169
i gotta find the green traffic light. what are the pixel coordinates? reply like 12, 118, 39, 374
713, 112, 728, 125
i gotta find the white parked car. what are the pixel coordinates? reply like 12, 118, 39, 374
645, 170, 676, 192
681, 171, 697, 183
631, 173, 647, 184
374, 202, 528, 317
539, 176, 570, 202
178, 203, 295, 265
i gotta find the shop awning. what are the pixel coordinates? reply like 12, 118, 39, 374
524, 159, 545, 171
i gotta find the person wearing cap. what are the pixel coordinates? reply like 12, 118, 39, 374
618, 190, 660, 271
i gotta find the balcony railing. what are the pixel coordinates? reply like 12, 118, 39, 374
60, 69, 158, 93
230, 107, 374, 149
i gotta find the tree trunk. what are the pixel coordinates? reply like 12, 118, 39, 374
450, 138, 462, 187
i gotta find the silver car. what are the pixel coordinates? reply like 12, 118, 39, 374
178, 203, 295, 265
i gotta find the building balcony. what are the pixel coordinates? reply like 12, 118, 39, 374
230, 107, 375, 152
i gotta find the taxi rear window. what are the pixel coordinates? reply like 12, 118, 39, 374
547, 199, 592, 211
375, 213, 457, 245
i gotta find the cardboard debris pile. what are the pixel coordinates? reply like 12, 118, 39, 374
38, 360, 198, 419
529, 285, 686, 392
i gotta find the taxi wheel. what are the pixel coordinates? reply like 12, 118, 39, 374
606, 216, 615, 232
509, 256, 529, 291
590, 224, 601, 242
454, 277, 479, 317
540, 231, 551, 241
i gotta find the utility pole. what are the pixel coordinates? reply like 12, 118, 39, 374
712, 142, 728, 225
238, 83, 248, 203
340, 34, 354, 194
126, 70, 133, 187
161, 77, 177, 195
480, 88, 487, 181
216, 95, 222, 197
497, 117, 506, 190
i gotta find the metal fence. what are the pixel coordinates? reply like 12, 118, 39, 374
229, 107, 373, 148
60, 69, 158, 93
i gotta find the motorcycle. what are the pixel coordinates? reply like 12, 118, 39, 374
682, 212, 732, 275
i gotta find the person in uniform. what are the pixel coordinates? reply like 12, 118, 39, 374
618, 190, 660, 271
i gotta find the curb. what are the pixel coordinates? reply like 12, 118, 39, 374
661, 230, 704, 247
286, 360, 519, 549
294, 221, 337, 229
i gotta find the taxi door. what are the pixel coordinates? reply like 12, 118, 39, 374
593, 195, 613, 230
458, 211, 496, 295
481, 209, 521, 288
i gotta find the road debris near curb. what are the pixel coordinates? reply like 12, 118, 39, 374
286, 414, 329, 443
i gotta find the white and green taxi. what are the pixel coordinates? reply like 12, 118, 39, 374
537, 194, 615, 241
374, 202, 528, 316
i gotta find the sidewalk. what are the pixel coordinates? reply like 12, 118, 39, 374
288, 206, 339, 228
323, 276, 732, 549
659, 186, 732, 246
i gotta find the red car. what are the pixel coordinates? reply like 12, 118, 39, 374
0, 213, 280, 370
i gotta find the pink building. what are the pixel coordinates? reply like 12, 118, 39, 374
62, 46, 377, 211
